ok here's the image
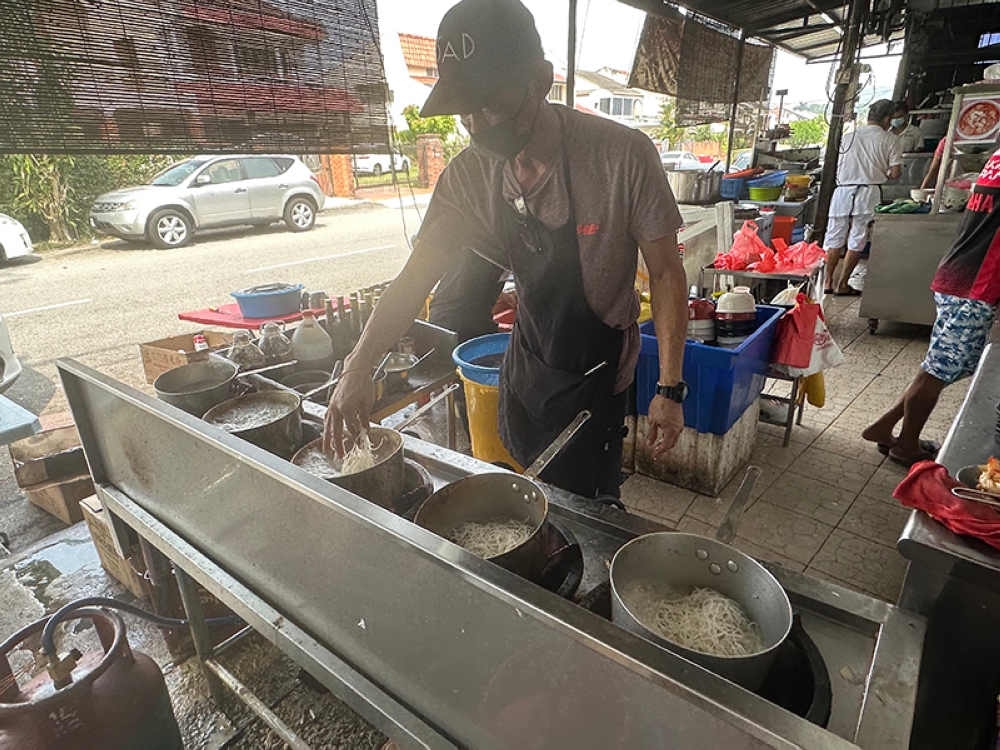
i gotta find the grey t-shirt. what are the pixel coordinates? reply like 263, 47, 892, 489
417, 104, 683, 392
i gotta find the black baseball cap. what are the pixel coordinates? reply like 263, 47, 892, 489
420, 0, 544, 117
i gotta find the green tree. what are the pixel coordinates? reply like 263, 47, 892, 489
397, 105, 458, 144
655, 99, 687, 149
788, 115, 829, 148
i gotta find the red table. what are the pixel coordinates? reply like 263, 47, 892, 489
178, 303, 336, 330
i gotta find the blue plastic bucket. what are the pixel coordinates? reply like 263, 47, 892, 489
453, 333, 510, 387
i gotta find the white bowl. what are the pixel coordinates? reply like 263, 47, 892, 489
717, 288, 756, 314
910, 188, 931, 203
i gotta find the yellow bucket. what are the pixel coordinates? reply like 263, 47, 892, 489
459, 373, 523, 470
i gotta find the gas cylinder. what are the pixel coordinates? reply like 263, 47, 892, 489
0, 608, 183, 750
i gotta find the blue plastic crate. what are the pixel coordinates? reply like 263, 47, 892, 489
636, 306, 784, 434
720, 177, 747, 200
747, 170, 788, 189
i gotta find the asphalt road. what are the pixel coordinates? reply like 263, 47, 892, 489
0, 200, 425, 552
2, 201, 425, 413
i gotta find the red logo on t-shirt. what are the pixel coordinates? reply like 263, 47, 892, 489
577, 223, 600, 236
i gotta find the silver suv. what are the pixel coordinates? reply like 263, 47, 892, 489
89, 155, 326, 249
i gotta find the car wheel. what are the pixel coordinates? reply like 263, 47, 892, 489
284, 197, 316, 232
372, 164, 383, 176
148, 209, 192, 249
401, 160, 410, 173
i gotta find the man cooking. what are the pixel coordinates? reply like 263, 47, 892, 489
324, 0, 689, 499
823, 99, 903, 296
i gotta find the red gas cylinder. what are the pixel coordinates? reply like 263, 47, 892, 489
0, 608, 183, 750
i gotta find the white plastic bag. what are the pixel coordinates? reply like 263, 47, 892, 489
782, 315, 846, 377
770, 282, 803, 306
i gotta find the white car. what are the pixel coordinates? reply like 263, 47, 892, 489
0, 313, 21, 393
660, 150, 711, 171
0, 213, 34, 263
353, 150, 410, 176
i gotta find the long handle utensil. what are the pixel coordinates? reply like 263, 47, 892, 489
393, 383, 462, 432
716, 466, 760, 546
524, 410, 591, 480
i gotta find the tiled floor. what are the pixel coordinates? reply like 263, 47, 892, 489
621, 289, 969, 603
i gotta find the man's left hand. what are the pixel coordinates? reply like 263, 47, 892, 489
647, 394, 683, 457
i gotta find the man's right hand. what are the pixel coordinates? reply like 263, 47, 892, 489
323, 369, 376, 457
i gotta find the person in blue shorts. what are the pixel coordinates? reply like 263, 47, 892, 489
863, 150, 1000, 466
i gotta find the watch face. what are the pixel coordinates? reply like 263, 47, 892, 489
677, 382, 690, 402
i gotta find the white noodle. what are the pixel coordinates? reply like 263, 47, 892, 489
631, 586, 763, 657
341, 431, 378, 475
449, 520, 533, 558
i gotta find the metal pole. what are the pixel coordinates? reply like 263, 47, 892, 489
726, 31, 747, 172
174, 566, 227, 705
567, 0, 577, 109
810, 0, 868, 244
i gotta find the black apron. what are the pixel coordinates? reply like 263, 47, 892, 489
496, 146, 625, 498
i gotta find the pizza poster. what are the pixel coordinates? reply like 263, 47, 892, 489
954, 97, 1000, 144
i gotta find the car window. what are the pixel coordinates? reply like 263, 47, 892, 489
151, 158, 209, 186
204, 159, 243, 184
242, 157, 281, 179
270, 157, 294, 173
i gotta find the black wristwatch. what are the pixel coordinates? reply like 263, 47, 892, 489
656, 381, 690, 404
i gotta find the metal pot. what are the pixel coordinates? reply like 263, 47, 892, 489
609, 468, 792, 691
281, 369, 334, 404
290, 426, 405, 512
154, 360, 293, 416
203, 391, 303, 460
667, 168, 723, 204
413, 411, 590, 581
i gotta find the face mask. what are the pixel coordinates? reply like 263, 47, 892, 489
471, 87, 538, 161
891, 117, 905, 129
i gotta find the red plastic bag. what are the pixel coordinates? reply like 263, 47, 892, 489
771, 293, 820, 368
713, 221, 772, 271
772, 241, 826, 274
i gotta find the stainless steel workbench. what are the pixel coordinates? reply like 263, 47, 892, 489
897, 342, 1000, 749
58, 359, 926, 749
859, 213, 960, 333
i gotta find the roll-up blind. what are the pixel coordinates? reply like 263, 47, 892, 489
0, 0, 389, 154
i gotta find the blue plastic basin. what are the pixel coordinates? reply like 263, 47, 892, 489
231, 283, 304, 319
453, 333, 510, 387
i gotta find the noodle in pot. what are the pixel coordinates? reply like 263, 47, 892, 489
449, 520, 533, 558
631, 586, 763, 657
341, 431, 378, 475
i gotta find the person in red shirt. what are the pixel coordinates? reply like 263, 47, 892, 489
863, 151, 1000, 465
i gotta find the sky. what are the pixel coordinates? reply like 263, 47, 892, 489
376, 0, 902, 109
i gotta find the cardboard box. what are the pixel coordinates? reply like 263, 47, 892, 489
80, 496, 146, 598
140, 330, 231, 384
24, 475, 95, 525
9, 426, 88, 488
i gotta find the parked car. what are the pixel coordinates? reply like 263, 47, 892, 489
728, 149, 754, 173
660, 150, 709, 171
0, 312, 21, 393
353, 150, 410, 176
0, 213, 34, 263
89, 155, 326, 249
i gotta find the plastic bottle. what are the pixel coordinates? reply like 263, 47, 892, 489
257, 321, 293, 365
227, 330, 266, 370
292, 311, 334, 371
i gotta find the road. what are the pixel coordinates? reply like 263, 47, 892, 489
2, 201, 426, 416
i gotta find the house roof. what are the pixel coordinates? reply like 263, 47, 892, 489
576, 70, 643, 96
399, 33, 438, 71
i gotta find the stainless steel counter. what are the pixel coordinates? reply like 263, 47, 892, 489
897, 342, 1000, 749
58, 359, 926, 750
860, 214, 960, 333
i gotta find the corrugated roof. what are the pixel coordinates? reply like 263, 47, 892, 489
619, 0, 903, 59
398, 33, 437, 71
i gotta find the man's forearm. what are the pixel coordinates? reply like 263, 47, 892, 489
649, 265, 687, 385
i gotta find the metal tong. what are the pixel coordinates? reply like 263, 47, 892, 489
952, 485, 1000, 512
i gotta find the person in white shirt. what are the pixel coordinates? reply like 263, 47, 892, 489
824, 99, 903, 295
890, 100, 924, 153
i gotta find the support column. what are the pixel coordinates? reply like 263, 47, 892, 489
567, 0, 578, 109
417, 134, 445, 189
726, 31, 747, 172
810, 0, 869, 245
